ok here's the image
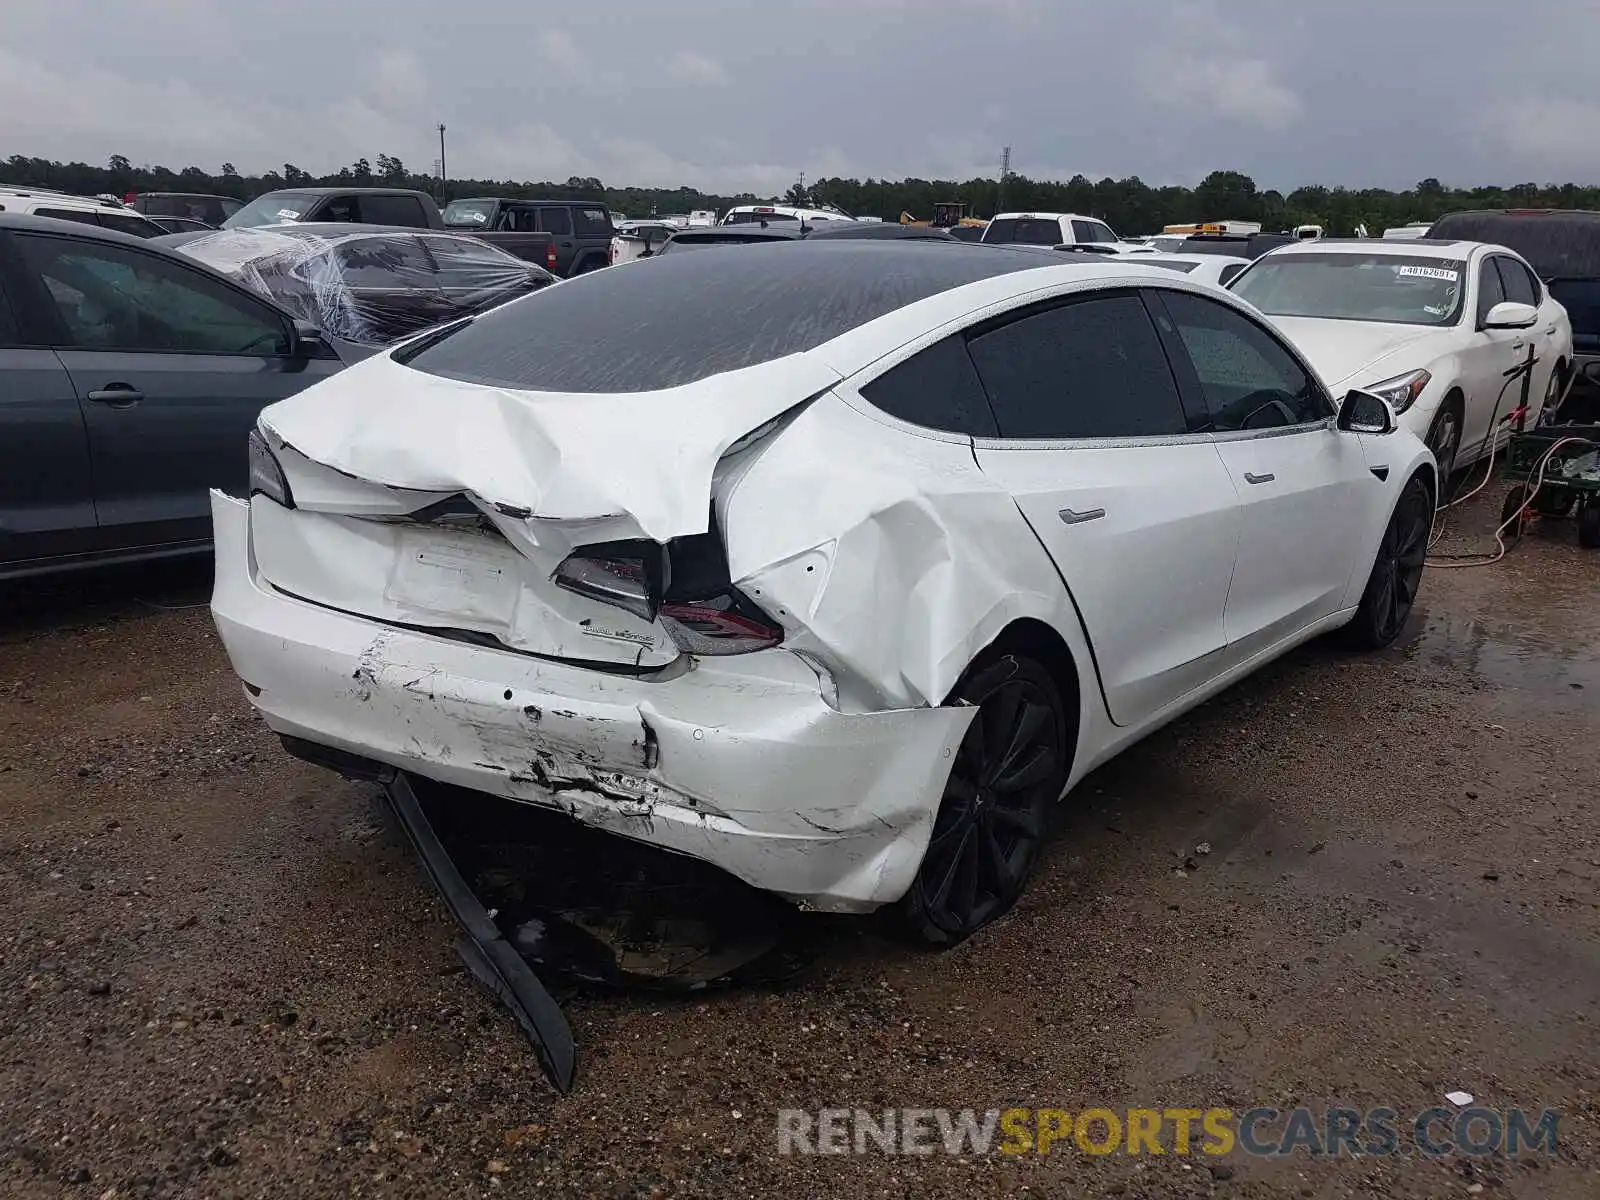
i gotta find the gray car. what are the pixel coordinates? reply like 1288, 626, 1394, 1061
0, 213, 350, 579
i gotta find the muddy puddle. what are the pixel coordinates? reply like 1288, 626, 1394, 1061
1400, 609, 1600, 714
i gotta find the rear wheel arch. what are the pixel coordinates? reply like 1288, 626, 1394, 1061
949, 617, 1083, 780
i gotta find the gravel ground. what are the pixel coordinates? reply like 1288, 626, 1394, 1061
1, 484, 1596, 1199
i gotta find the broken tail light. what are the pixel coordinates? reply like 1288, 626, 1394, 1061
248, 429, 295, 508
658, 594, 782, 655
552, 551, 655, 621
553, 526, 784, 655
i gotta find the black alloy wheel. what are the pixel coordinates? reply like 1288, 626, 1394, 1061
898, 654, 1068, 947
1348, 476, 1432, 649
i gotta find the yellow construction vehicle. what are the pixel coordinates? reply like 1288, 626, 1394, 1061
900, 202, 987, 229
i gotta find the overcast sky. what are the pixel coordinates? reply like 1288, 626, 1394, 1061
5, 0, 1593, 193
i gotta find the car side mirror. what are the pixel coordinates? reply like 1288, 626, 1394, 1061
1337, 389, 1397, 435
290, 319, 325, 357
1482, 300, 1538, 330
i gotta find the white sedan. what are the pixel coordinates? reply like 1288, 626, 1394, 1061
212, 242, 1435, 945
1135, 251, 1252, 288
1229, 239, 1574, 481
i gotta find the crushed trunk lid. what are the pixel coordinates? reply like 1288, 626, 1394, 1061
251, 350, 836, 665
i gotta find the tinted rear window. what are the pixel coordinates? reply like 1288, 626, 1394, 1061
1427, 212, 1600, 279
141, 195, 232, 225
859, 334, 998, 436
34, 208, 102, 229
400, 241, 1050, 393
574, 207, 612, 236
1550, 279, 1600, 341
361, 194, 430, 228
984, 218, 1064, 245
726, 210, 799, 225
97, 212, 161, 238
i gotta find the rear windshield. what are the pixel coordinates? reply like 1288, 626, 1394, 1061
1427, 212, 1600, 279
983, 218, 1064, 245
225, 192, 316, 229
725, 210, 799, 225
399, 241, 1048, 393
141, 195, 234, 224
1232, 253, 1467, 326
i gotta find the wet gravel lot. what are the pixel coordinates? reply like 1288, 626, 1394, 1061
1, 485, 1597, 1199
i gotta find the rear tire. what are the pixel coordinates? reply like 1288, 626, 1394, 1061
1579, 500, 1600, 549
1346, 475, 1432, 649
1500, 484, 1532, 542
896, 654, 1068, 948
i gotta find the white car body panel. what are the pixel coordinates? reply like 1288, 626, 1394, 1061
1210, 423, 1373, 650
1139, 252, 1252, 288
1233, 240, 1574, 471
971, 437, 1240, 723
214, 252, 1437, 913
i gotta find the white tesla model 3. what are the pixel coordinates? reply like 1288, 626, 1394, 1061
211, 241, 1436, 945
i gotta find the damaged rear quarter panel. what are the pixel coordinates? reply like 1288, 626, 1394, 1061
719, 393, 1096, 716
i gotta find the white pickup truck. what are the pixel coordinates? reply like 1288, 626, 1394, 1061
608, 211, 725, 266
979, 211, 1152, 254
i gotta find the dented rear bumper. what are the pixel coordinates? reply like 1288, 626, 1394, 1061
210, 491, 973, 912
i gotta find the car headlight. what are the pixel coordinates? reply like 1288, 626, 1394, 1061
1362, 369, 1432, 415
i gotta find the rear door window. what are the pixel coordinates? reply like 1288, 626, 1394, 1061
574, 207, 612, 237
537, 207, 573, 236
360, 193, 430, 227
984, 218, 1066, 245
319, 195, 361, 223
420, 236, 542, 290
96, 212, 160, 238
966, 293, 1188, 439
34, 208, 103, 230
1494, 256, 1538, 306
859, 335, 998, 437
335, 237, 436, 288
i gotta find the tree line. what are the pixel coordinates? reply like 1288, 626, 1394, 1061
5, 153, 1598, 235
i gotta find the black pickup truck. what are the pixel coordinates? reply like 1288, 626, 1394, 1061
222, 188, 558, 273
1427, 209, 1600, 421
441, 197, 614, 276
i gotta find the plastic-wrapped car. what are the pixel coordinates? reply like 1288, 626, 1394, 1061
168, 225, 556, 346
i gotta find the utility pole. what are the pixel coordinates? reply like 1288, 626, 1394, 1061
797, 170, 806, 203
998, 146, 1011, 214
438, 123, 448, 204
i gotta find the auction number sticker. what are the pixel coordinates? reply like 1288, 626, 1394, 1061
1395, 265, 1459, 282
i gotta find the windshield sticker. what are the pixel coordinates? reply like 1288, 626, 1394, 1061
276, 209, 303, 221
1396, 265, 1459, 282
454, 210, 488, 224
